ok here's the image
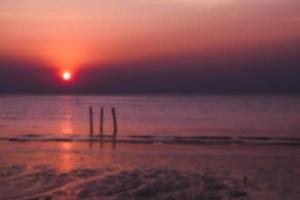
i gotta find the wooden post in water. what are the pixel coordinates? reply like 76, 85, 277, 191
89, 106, 94, 137
100, 107, 104, 138
111, 107, 118, 139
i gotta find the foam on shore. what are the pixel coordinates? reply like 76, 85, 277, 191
1, 134, 300, 146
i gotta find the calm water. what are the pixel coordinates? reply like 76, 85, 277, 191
0, 95, 299, 138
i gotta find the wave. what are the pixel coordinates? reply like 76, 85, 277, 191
1, 134, 300, 146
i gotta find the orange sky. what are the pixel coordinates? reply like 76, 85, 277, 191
1, 0, 300, 71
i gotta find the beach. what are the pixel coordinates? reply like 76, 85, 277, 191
1, 141, 300, 200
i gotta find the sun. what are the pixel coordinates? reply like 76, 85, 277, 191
62, 71, 72, 81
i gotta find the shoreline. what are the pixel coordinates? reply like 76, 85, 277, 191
1, 134, 300, 146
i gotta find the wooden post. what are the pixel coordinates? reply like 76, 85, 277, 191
89, 106, 94, 137
100, 107, 104, 138
111, 107, 117, 138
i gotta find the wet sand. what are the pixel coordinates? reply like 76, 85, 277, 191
0, 141, 300, 200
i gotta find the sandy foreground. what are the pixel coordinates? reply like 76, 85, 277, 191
0, 141, 300, 200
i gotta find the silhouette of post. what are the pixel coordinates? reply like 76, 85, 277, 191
89, 106, 94, 137
100, 107, 104, 138
111, 107, 117, 139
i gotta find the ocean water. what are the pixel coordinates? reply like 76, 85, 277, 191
1, 95, 300, 200
0, 95, 299, 139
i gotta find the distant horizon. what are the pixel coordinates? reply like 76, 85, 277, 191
1, 92, 300, 95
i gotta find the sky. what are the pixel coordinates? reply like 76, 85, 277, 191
0, 0, 300, 94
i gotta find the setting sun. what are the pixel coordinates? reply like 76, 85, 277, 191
62, 72, 72, 81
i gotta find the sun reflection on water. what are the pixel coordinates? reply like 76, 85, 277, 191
60, 97, 74, 135
60, 142, 74, 172
61, 119, 73, 134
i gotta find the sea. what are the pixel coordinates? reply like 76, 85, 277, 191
0, 95, 299, 144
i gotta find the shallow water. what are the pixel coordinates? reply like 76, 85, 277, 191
0, 95, 299, 139
1, 142, 300, 199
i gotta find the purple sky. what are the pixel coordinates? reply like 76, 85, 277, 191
0, 0, 299, 93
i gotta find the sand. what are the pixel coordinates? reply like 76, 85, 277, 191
0, 141, 300, 200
